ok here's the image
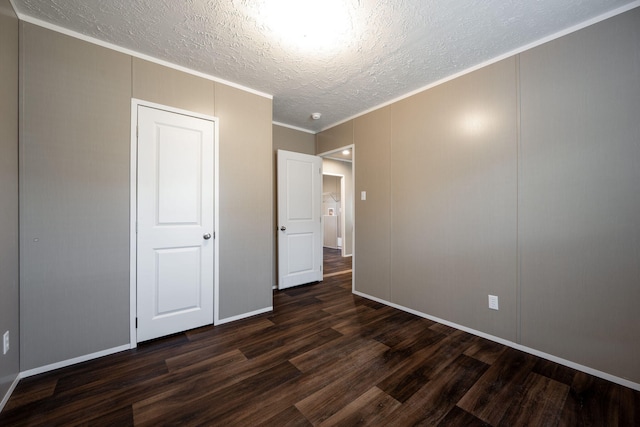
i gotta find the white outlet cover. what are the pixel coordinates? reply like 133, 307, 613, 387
488, 295, 499, 310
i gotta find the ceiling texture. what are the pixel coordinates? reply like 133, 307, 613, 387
11, 0, 639, 133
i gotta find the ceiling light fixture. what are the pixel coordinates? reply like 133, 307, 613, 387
311, 112, 322, 120
260, 0, 355, 53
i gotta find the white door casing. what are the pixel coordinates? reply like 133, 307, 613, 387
136, 105, 215, 342
277, 150, 323, 289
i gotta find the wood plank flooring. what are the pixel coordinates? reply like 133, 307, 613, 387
323, 247, 351, 277
2, 255, 638, 426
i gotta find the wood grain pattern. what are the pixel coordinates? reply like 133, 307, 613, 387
498, 372, 569, 427
457, 347, 538, 424
323, 247, 352, 276
319, 386, 401, 426
1, 267, 637, 426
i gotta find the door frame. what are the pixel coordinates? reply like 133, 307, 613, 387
129, 98, 219, 348
318, 144, 355, 292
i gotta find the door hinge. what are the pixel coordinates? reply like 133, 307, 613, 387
135, 317, 138, 328
136, 126, 138, 138
320, 265, 322, 271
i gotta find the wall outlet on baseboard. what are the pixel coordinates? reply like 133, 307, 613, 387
488, 295, 499, 311
3, 331, 8, 355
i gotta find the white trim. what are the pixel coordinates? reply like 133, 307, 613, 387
352, 290, 640, 392
130, 99, 220, 346
213, 111, 221, 326
20, 345, 131, 379
129, 102, 138, 348
16, 15, 272, 100
351, 145, 355, 294
0, 374, 20, 413
319, 1, 640, 133
272, 121, 316, 135
216, 306, 273, 326
340, 172, 348, 257
14, 0, 638, 133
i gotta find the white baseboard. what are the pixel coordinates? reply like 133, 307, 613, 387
20, 344, 131, 379
0, 374, 20, 413
215, 306, 273, 326
353, 290, 640, 392
1, 344, 130, 413
3, 307, 274, 410
15, 306, 274, 381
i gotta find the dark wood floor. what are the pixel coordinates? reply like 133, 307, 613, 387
2, 261, 638, 426
323, 247, 352, 277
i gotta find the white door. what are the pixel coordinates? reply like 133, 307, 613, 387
277, 150, 323, 289
137, 106, 215, 342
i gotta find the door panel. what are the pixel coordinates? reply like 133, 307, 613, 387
137, 106, 214, 342
157, 129, 202, 224
277, 150, 323, 289
155, 247, 201, 315
288, 233, 314, 273
287, 161, 314, 219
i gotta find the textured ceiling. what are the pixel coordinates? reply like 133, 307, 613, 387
11, 0, 638, 133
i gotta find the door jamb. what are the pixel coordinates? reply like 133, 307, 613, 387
129, 98, 219, 348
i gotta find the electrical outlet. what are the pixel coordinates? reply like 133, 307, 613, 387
3, 331, 8, 355
488, 295, 499, 311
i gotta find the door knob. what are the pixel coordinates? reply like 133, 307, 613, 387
280, 226, 286, 231
203, 233, 212, 240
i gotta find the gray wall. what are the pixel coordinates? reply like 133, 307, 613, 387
216, 83, 273, 319
273, 124, 316, 154
518, 9, 640, 382
133, 58, 215, 116
391, 57, 518, 342
318, 8, 640, 383
317, 121, 353, 154
272, 125, 316, 285
0, 0, 20, 403
19, 23, 273, 370
20, 23, 133, 371
352, 107, 392, 301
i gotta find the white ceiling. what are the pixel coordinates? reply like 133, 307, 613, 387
11, 0, 639, 133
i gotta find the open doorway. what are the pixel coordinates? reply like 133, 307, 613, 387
319, 145, 354, 285
322, 174, 344, 252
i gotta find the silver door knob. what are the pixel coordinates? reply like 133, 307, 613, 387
203, 233, 212, 240
280, 226, 286, 231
